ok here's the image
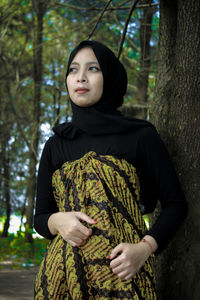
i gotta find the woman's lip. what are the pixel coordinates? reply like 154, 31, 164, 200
75, 88, 89, 94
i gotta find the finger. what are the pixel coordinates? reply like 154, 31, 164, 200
68, 239, 77, 247
111, 264, 125, 275
60, 226, 88, 241
78, 223, 93, 237
124, 273, 134, 280
72, 229, 90, 240
75, 212, 96, 224
68, 237, 84, 247
117, 270, 130, 280
109, 243, 124, 260
110, 256, 122, 269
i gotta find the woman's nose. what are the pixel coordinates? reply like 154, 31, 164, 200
77, 70, 87, 82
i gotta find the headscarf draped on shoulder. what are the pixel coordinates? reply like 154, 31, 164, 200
53, 40, 154, 139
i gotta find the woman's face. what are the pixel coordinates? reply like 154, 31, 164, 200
66, 47, 104, 107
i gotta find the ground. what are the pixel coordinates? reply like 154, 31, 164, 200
0, 266, 38, 300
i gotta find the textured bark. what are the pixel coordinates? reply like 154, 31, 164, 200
0, 90, 12, 237
52, 62, 62, 126
25, 0, 48, 243
136, 0, 154, 119
151, 0, 200, 299
1, 140, 11, 238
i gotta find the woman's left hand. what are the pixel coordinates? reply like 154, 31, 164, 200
109, 242, 151, 280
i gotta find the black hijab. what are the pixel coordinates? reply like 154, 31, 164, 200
53, 40, 154, 139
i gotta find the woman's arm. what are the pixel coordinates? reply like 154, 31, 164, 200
109, 127, 187, 279
137, 126, 188, 253
34, 137, 59, 239
34, 136, 96, 245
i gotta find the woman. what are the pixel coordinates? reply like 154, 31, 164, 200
34, 40, 188, 299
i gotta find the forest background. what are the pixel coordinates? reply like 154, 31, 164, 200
0, 0, 199, 299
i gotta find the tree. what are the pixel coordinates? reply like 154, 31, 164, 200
151, 0, 200, 299
25, 0, 49, 243
136, 0, 154, 119
0, 98, 12, 237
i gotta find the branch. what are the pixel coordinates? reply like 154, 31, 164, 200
115, 0, 132, 8
56, 1, 159, 11
112, 13, 140, 52
137, 2, 159, 8
40, 15, 99, 49
88, 0, 113, 39
6, 83, 37, 159
50, 95, 71, 130
117, 0, 140, 59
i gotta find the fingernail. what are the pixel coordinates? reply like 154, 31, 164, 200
93, 220, 97, 223
109, 255, 112, 259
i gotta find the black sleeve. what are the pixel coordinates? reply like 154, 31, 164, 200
34, 138, 59, 239
137, 127, 188, 253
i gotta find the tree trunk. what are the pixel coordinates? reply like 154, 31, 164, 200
0, 91, 12, 238
25, 0, 47, 243
52, 61, 62, 126
151, 0, 200, 299
1, 141, 11, 238
136, 0, 154, 119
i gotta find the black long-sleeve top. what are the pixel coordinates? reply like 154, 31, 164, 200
34, 126, 188, 253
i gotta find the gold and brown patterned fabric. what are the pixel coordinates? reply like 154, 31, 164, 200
34, 151, 156, 299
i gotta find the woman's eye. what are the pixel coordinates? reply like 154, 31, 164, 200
68, 67, 77, 73
89, 66, 100, 72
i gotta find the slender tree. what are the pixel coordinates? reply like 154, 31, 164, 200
136, 0, 154, 118
151, 0, 200, 298
0, 83, 14, 236
1, 127, 11, 237
25, 0, 49, 243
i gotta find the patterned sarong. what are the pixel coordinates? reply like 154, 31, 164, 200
34, 151, 156, 299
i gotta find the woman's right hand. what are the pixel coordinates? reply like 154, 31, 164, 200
48, 211, 96, 247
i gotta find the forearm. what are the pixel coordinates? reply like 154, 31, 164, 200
48, 212, 60, 235
34, 137, 60, 239
137, 126, 188, 253
34, 213, 57, 240
147, 202, 188, 253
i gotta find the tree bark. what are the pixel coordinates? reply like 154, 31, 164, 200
0, 89, 12, 237
52, 62, 62, 126
25, 0, 47, 243
136, 0, 154, 119
1, 139, 11, 238
151, 0, 200, 299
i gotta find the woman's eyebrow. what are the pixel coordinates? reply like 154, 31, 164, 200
70, 61, 100, 66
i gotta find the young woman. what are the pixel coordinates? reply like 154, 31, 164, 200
34, 40, 188, 299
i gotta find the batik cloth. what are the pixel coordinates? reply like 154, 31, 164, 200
34, 151, 156, 299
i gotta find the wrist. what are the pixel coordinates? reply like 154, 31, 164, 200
140, 239, 154, 255
140, 235, 158, 255
48, 212, 60, 235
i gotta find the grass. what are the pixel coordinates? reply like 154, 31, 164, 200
0, 230, 49, 269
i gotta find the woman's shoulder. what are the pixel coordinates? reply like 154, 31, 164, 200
40, 134, 65, 160
127, 121, 159, 144
135, 123, 167, 155
44, 132, 64, 147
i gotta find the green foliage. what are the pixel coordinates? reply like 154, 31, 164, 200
0, 231, 49, 267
